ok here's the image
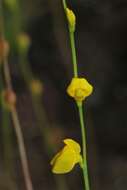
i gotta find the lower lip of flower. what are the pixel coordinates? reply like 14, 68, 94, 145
75, 89, 85, 101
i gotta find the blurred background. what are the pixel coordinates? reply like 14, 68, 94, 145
0, 0, 127, 189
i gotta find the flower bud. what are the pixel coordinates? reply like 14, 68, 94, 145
2, 89, 16, 110
67, 77, 93, 103
66, 8, 76, 32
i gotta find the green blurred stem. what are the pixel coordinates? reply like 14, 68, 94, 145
3, 46, 34, 190
1, 102, 18, 190
0, 2, 34, 190
0, 64, 17, 190
2, 107, 11, 168
11, 107, 34, 190
0, 71, 10, 169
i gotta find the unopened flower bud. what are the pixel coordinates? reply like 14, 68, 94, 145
66, 8, 76, 32
2, 89, 16, 110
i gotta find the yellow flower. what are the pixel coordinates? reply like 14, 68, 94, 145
66, 8, 76, 32
50, 139, 83, 174
67, 77, 93, 102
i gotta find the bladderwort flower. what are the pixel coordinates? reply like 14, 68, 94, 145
66, 8, 76, 32
67, 77, 93, 103
50, 139, 83, 174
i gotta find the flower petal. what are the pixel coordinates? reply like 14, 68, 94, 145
75, 154, 83, 168
50, 151, 62, 166
51, 146, 76, 174
67, 77, 93, 102
63, 139, 81, 153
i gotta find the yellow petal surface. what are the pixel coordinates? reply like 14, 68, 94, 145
67, 77, 93, 101
75, 154, 83, 168
63, 139, 81, 153
51, 146, 76, 174
50, 151, 62, 166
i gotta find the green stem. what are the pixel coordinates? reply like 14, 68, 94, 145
62, 0, 78, 77
78, 103, 90, 190
62, 0, 67, 9
62, 0, 91, 189
69, 32, 78, 77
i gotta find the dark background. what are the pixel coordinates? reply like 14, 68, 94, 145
1, 0, 127, 189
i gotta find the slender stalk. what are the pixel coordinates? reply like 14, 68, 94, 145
62, 0, 78, 77
0, 0, 12, 89
0, 1, 34, 190
69, 32, 78, 77
2, 105, 18, 190
2, 37, 34, 190
62, 0, 90, 189
2, 106, 11, 169
62, 0, 67, 10
11, 108, 33, 190
78, 103, 90, 190
0, 52, 18, 190
3, 57, 12, 89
